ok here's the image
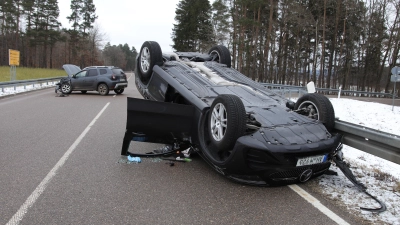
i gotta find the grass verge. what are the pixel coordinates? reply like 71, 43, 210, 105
0, 66, 66, 82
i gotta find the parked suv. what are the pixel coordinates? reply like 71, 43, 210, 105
60, 64, 128, 95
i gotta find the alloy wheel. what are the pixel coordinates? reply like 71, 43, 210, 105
210, 103, 227, 141
141, 47, 150, 73
61, 84, 70, 93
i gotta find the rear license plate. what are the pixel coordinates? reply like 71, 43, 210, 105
296, 155, 327, 167
120, 78, 126, 81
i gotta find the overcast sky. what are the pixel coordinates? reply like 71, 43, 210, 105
58, 0, 182, 52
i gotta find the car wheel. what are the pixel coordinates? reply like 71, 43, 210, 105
208, 45, 231, 68
98, 83, 109, 96
81, 91, 87, 94
114, 89, 124, 94
294, 93, 335, 131
138, 41, 163, 85
61, 83, 72, 94
208, 95, 246, 158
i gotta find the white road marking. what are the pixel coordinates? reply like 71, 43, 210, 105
127, 73, 133, 81
288, 184, 350, 225
6, 103, 110, 225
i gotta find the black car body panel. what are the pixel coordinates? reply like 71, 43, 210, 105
122, 43, 341, 186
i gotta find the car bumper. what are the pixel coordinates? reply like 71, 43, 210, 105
113, 82, 128, 89
204, 133, 342, 186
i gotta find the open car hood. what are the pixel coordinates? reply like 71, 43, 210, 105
62, 64, 81, 76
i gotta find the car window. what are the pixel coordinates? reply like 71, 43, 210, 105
112, 68, 125, 75
88, 69, 99, 77
99, 69, 108, 75
75, 71, 87, 78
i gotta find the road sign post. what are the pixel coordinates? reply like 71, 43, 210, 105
9, 49, 20, 81
390, 66, 399, 111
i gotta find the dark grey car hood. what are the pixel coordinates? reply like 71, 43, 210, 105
62, 64, 81, 76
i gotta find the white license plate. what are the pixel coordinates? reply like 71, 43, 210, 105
296, 155, 327, 167
120, 78, 126, 81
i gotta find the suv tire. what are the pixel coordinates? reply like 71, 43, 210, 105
208, 94, 246, 161
294, 93, 335, 131
114, 89, 124, 94
138, 41, 163, 85
61, 83, 72, 94
208, 45, 231, 68
98, 83, 109, 95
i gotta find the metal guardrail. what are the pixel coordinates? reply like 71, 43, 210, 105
262, 83, 395, 98
334, 120, 400, 164
0, 77, 64, 93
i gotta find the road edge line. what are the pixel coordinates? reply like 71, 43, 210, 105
288, 184, 350, 225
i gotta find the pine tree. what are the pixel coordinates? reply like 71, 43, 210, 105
80, 0, 97, 35
118, 43, 137, 71
211, 0, 230, 46
45, 0, 61, 68
172, 0, 215, 52
25, 0, 61, 67
67, 0, 83, 32
102, 43, 126, 68
0, 0, 19, 65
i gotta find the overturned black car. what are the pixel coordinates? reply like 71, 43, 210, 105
121, 41, 342, 186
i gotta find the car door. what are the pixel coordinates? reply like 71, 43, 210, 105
71, 70, 87, 90
84, 69, 99, 90
121, 97, 196, 156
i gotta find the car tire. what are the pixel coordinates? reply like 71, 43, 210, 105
208, 95, 246, 156
138, 41, 163, 85
208, 45, 231, 68
81, 91, 87, 94
114, 89, 124, 94
98, 83, 109, 96
294, 93, 335, 131
61, 83, 72, 94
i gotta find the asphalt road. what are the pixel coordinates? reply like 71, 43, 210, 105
0, 76, 368, 225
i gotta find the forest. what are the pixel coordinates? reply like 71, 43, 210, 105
173, 0, 400, 94
1, 0, 400, 94
0, 0, 137, 72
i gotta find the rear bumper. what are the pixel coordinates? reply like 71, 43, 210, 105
113, 82, 128, 89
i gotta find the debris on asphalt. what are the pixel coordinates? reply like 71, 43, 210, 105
161, 157, 192, 162
127, 155, 141, 163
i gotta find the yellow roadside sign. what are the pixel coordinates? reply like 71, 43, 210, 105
9, 49, 20, 66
